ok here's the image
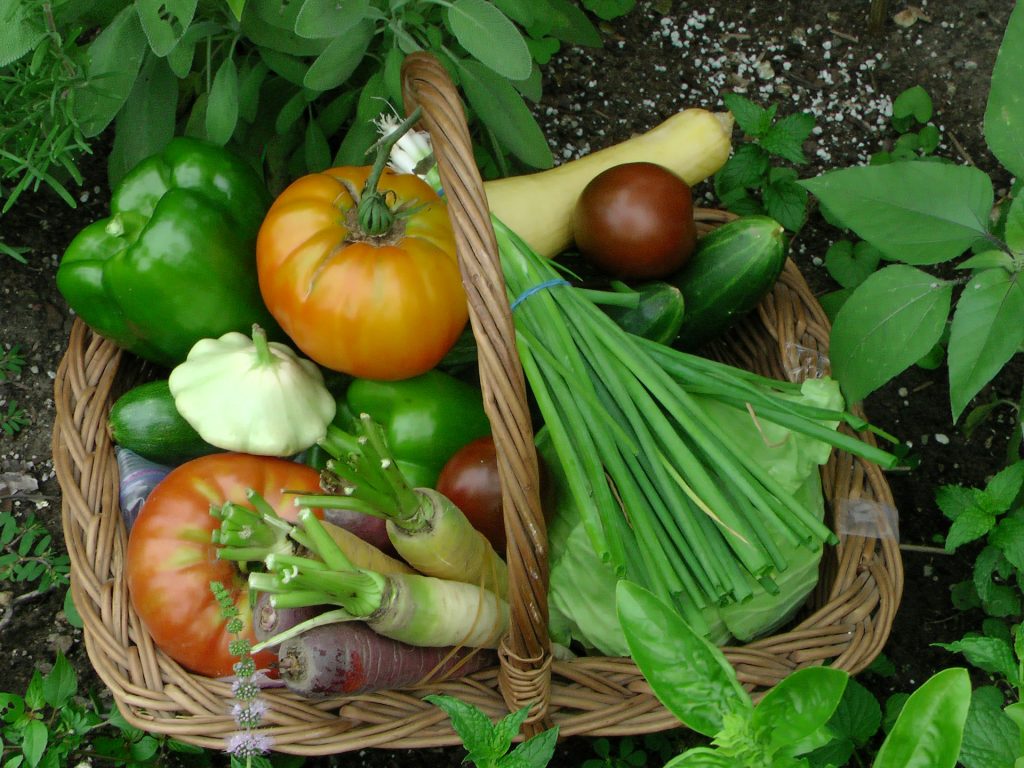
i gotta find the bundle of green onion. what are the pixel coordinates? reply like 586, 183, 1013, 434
381, 117, 898, 628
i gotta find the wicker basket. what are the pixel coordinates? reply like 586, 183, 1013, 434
52, 53, 902, 755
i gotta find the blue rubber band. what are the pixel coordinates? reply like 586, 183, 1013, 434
510, 278, 570, 310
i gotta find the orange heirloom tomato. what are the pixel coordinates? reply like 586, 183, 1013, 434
125, 453, 322, 677
255, 166, 467, 381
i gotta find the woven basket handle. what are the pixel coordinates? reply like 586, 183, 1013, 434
401, 53, 552, 727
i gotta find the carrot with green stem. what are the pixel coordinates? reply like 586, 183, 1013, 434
211, 488, 413, 576
249, 507, 509, 652
293, 413, 509, 596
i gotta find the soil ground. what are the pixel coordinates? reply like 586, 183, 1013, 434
1, 1, 1019, 765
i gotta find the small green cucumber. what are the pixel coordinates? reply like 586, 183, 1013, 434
108, 379, 220, 465
601, 281, 686, 345
670, 215, 787, 348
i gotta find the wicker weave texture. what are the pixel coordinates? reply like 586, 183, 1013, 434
52, 54, 902, 755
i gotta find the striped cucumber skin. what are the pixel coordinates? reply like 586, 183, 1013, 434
671, 216, 786, 348
108, 379, 220, 465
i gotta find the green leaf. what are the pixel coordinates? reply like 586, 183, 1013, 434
935, 484, 984, 521
165, 20, 219, 79
985, 0, 1024, 179
918, 124, 941, 154
798, 163, 994, 265
525, 36, 560, 65
582, 0, 635, 21
935, 637, 1020, 687
303, 19, 374, 91
715, 144, 770, 193
108, 53, 178, 186
947, 268, 1024, 421
500, 726, 560, 767
333, 70, 387, 166
24, 671, 45, 710
829, 265, 953, 404
825, 241, 881, 289
490, 705, 532, 754
205, 56, 239, 145
975, 546, 1022, 617
892, 85, 933, 127
304, 118, 331, 172
0, 3, 47, 67
959, 686, 1018, 768
241, 3, 330, 57
616, 581, 751, 738
882, 692, 911, 734
759, 112, 815, 164
20, 720, 47, 767
456, 58, 553, 169
74, 5, 149, 137
423, 694, 500, 760
136, 0, 198, 57
825, 678, 882, 746
991, 517, 1024, 572
293, 0, 370, 38
873, 668, 971, 768
490, 0, 537, 27
383, 44, 405, 109
42, 654, 77, 709
1005, 195, 1024, 252
237, 60, 268, 124
275, 90, 308, 135
945, 506, 997, 552
226, 0, 246, 20
763, 177, 807, 231
986, 462, 1024, 510
959, 250, 1016, 272
542, 0, 602, 46
751, 667, 848, 750
447, 0, 532, 81
62, 589, 83, 629
723, 93, 769, 137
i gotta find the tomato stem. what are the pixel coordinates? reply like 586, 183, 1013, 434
357, 107, 423, 237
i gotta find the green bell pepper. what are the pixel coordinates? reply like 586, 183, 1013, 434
319, 370, 492, 489
56, 137, 278, 368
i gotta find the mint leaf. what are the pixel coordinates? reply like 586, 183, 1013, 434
764, 177, 807, 231
959, 686, 1017, 768
984, 0, 1024, 179
830, 265, 953, 404
936, 484, 984, 521
935, 636, 1020, 687
947, 268, 1024, 421
826, 678, 882, 746
424, 694, 499, 760
974, 546, 1022, 617
759, 112, 815, 164
715, 144, 770, 193
986, 462, 1024, 509
499, 726, 560, 767
799, 163, 994, 265
951, 580, 981, 610
723, 93, 770, 137
447, 0, 532, 81
990, 517, 1024, 572
491, 706, 532, 755
945, 506, 997, 551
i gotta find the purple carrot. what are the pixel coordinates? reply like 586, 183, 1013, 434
277, 621, 495, 697
252, 590, 325, 651
321, 507, 395, 556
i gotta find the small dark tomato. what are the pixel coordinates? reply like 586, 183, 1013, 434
572, 161, 697, 279
436, 436, 506, 553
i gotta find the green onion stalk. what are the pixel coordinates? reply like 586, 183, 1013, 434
379, 119, 900, 620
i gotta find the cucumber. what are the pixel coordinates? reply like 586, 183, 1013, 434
670, 215, 786, 349
601, 281, 686, 345
108, 380, 221, 465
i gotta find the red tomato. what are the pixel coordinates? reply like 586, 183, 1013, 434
572, 161, 697, 279
255, 166, 467, 381
436, 436, 506, 553
126, 453, 322, 677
